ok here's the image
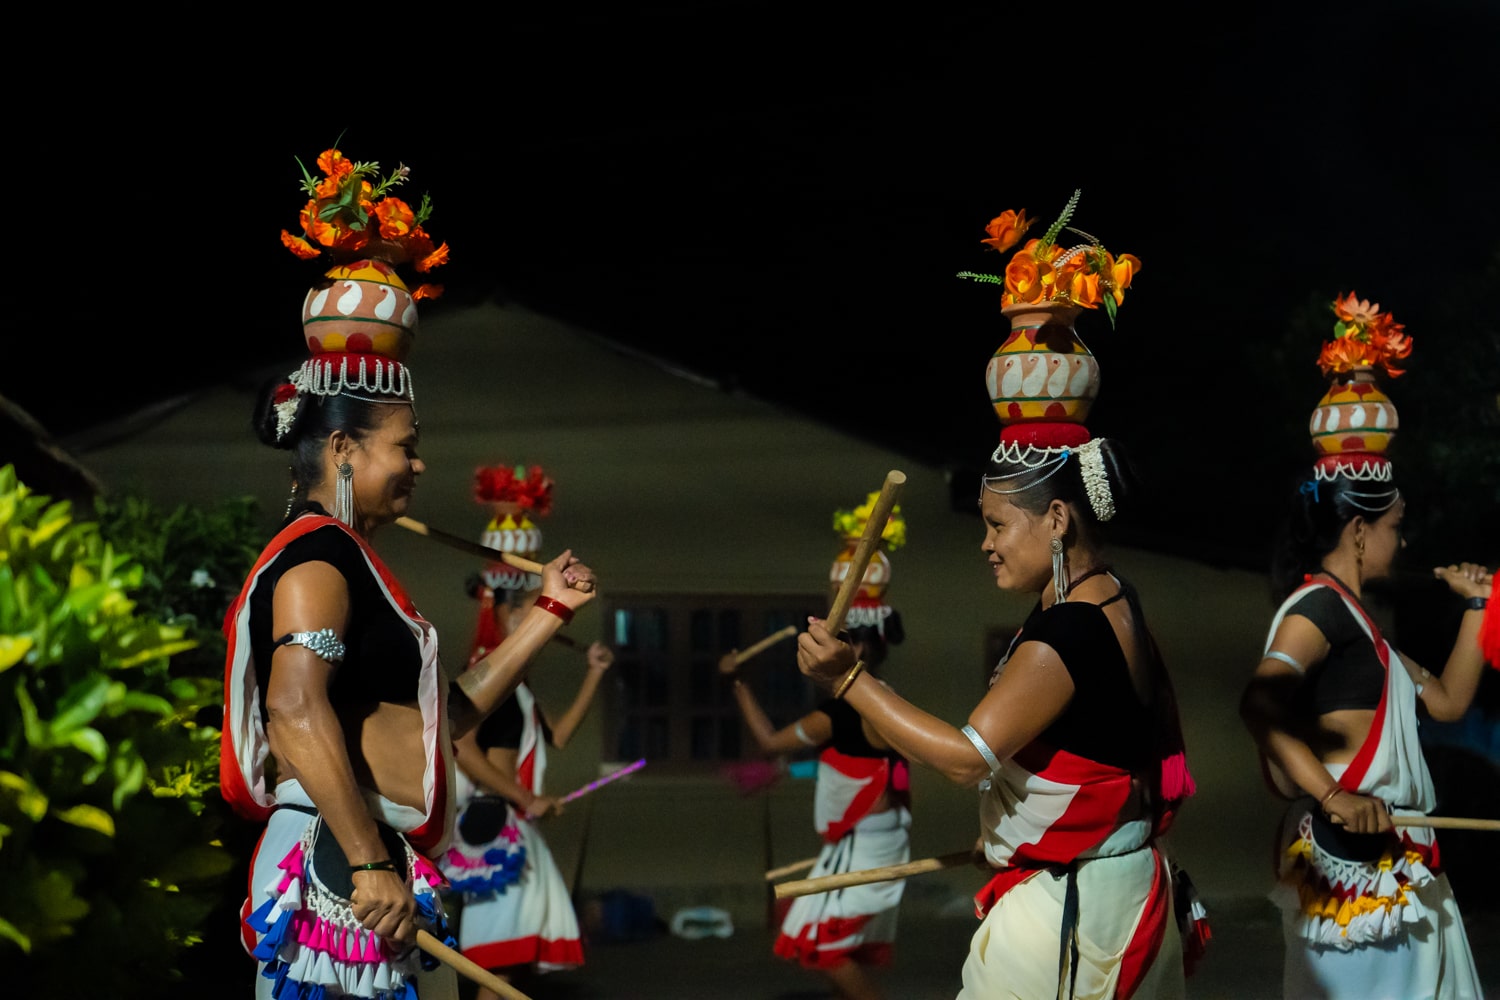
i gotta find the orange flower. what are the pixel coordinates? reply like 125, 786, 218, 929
1332, 291, 1382, 328
317, 148, 354, 179
299, 199, 338, 247
415, 241, 450, 273
1370, 318, 1412, 376
1109, 253, 1141, 305
1317, 336, 1376, 376
981, 209, 1034, 255
280, 230, 321, 260
412, 283, 444, 300
314, 172, 344, 199
1068, 270, 1103, 309
1005, 251, 1049, 303
374, 197, 416, 239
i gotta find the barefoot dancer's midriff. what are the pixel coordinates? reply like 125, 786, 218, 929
1304, 708, 1376, 766
273, 699, 430, 811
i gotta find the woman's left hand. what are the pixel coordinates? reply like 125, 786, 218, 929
586, 641, 614, 673
796, 617, 857, 688
541, 549, 598, 611
1433, 562, 1492, 601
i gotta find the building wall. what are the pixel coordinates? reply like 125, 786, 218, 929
72, 302, 1288, 927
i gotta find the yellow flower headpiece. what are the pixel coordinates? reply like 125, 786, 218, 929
833, 493, 906, 551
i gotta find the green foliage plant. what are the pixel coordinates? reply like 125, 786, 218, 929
0, 464, 243, 995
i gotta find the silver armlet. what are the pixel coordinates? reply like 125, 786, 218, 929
1263, 650, 1305, 673
794, 722, 817, 747
961, 724, 1002, 778
275, 627, 346, 663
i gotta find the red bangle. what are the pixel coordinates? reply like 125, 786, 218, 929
534, 595, 574, 625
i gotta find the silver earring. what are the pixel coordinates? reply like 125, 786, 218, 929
334, 462, 355, 526
1051, 537, 1068, 604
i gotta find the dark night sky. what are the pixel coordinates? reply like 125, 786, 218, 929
12, 4, 1499, 569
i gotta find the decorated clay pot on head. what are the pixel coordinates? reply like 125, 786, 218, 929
828, 493, 906, 635
988, 301, 1101, 432
473, 465, 554, 593
1309, 366, 1398, 462
828, 543, 893, 605
302, 258, 420, 362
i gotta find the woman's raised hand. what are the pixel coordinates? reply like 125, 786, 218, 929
587, 641, 614, 673
541, 549, 598, 611
1433, 562, 1492, 601
796, 617, 858, 688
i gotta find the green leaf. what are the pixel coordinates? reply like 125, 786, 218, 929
0, 916, 30, 953
0, 634, 31, 671
0, 770, 48, 820
50, 673, 113, 737
53, 803, 115, 837
66, 727, 109, 763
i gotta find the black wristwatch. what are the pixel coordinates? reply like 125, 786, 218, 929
1466, 596, 1488, 612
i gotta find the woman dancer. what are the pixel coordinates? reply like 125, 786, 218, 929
797, 437, 1196, 999
440, 464, 612, 994
1239, 293, 1487, 998
221, 150, 597, 1000
722, 497, 911, 1000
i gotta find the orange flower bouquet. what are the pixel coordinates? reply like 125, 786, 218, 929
1316, 292, 1412, 378
279, 147, 449, 299
958, 189, 1141, 327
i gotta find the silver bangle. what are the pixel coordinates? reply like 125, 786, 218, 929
961, 724, 1002, 778
275, 627, 346, 663
1263, 650, 1306, 673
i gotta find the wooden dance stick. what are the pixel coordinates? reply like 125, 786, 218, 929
730, 625, 799, 667
417, 929, 535, 1000
775, 850, 975, 900
776, 814, 1500, 900
825, 470, 906, 636
764, 856, 818, 881
1393, 816, 1500, 831
394, 516, 546, 575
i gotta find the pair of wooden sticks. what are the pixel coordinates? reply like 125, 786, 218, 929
769, 814, 1500, 899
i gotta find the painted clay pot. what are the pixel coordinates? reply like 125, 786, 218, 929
1308, 367, 1398, 459
987, 301, 1100, 429
479, 501, 544, 591
828, 540, 892, 604
301, 257, 420, 361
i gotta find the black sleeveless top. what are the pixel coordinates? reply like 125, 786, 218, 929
1284, 585, 1385, 714
249, 520, 421, 713
815, 697, 904, 764
1010, 596, 1156, 772
475, 688, 554, 751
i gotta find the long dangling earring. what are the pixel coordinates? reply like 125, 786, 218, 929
334, 462, 355, 526
1051, 537, 1068, 605
1355, 530, 1365, 583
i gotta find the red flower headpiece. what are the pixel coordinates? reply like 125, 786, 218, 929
473, 464, 554, 517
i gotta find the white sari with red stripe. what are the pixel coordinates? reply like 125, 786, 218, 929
960, 742, 1184, 1000
774, 745, 911, 969
451, 682, 585, 973
1263, 579, 1483, 999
